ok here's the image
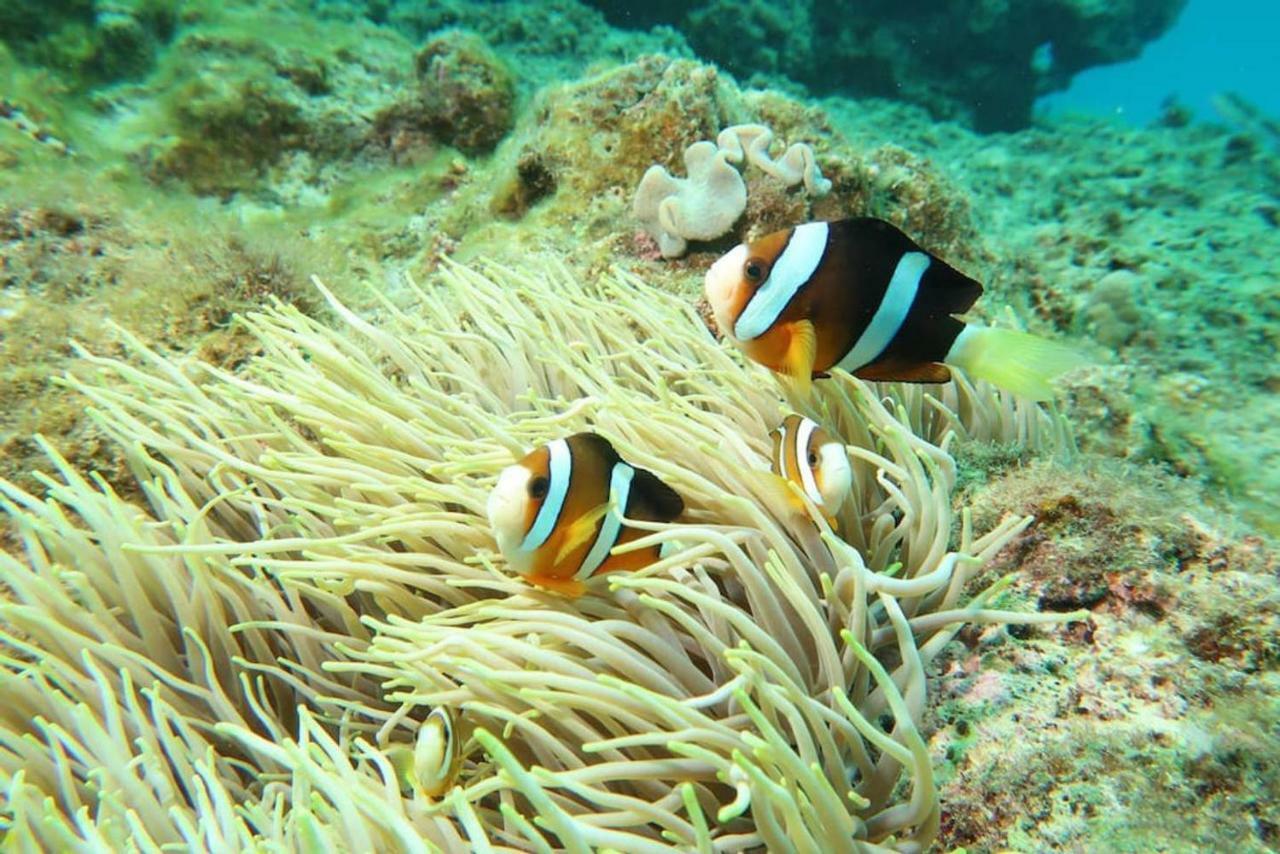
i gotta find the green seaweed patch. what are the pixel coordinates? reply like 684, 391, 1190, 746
0, 46, 89, 155
952, 440, 1032, 501
318, 154, 461, 260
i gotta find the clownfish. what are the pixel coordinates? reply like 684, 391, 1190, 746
388, 706, 463, 799
768, 414, 852, 523
486, 432, 685, 597
704, 217, 1085, 400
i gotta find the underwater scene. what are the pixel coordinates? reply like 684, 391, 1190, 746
1, 0, 1277, 851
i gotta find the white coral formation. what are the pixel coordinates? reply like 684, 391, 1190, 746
716, 123, 833, 196
634, 123, 832, 258
0, 259, 1074, 850
634, 140, 748, 258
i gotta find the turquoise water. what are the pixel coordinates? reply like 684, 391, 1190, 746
1041, 0, 1280, 124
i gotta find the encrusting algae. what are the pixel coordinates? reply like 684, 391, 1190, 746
0, 257, 1083, 851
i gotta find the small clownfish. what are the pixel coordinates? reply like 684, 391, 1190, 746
768, 414, 852, 524
388, 706, 462, 799
486, 432, 685, 597
704, 217, 1086, 400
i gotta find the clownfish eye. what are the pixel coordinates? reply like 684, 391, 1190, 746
528, 476, 549, 499
743, 259, 767, 283
807, 451, 818, 467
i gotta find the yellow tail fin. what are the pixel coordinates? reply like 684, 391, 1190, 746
946, 325, 1088, 401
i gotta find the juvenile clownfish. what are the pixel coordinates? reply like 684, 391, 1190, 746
704, 217, 1086, 400
486, 432, 685, 597
387, 706, 462, 799
768, 414, 852, 524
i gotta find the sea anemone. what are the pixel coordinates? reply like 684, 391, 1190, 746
0, 259, 1078, 851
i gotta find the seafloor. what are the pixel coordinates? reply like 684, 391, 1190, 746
1, 1, 1277, 851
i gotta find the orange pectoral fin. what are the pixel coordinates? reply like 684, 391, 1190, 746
780, 320, 817, 395
748, 469, 808, 517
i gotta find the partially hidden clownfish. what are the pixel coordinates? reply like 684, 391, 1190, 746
486, 432, 685, 597
767, 414, 852, 526
704, 217, 1086, 400
388, 706, 463, 799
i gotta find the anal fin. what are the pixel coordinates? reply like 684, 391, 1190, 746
854, 358, 952, 384
526, 574, 586, 598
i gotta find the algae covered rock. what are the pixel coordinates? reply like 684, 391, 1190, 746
380, 0, 692, 94
119, 8, 415, 196
139, 51, 310, 194
585, 0, 1188, 131
932, 458, 1279, 850
409, 29, 515, 154
484, 55, 743, 237
0, 0, 176, 85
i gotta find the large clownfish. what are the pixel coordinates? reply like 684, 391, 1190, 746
486, 432, 685, 597
768, 414, 852, 524
704, 217, 1085, 400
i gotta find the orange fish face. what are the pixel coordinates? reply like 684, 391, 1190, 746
705, 229, 796, 339
704, 243, 754, 340
769, 414, 853, 517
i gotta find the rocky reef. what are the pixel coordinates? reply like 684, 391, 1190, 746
0, 0, 177, 85
583, 0, 1188, 131
1, 0, 1277, 850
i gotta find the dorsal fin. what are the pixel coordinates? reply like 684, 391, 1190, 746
626, 467, 684, 522
915, 257, 983, 317
566, 432, 622, 467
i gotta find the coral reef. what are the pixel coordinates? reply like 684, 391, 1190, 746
117, 7, 414, 196
402, 29, 515, 155
375, 0, 691, 94
0, 259, 1074, 849
931, 459, 1278, 849
583, 0, 1188, 130
479, 55, 981, 287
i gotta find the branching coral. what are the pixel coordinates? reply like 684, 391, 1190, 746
0, 258, 1076, 850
